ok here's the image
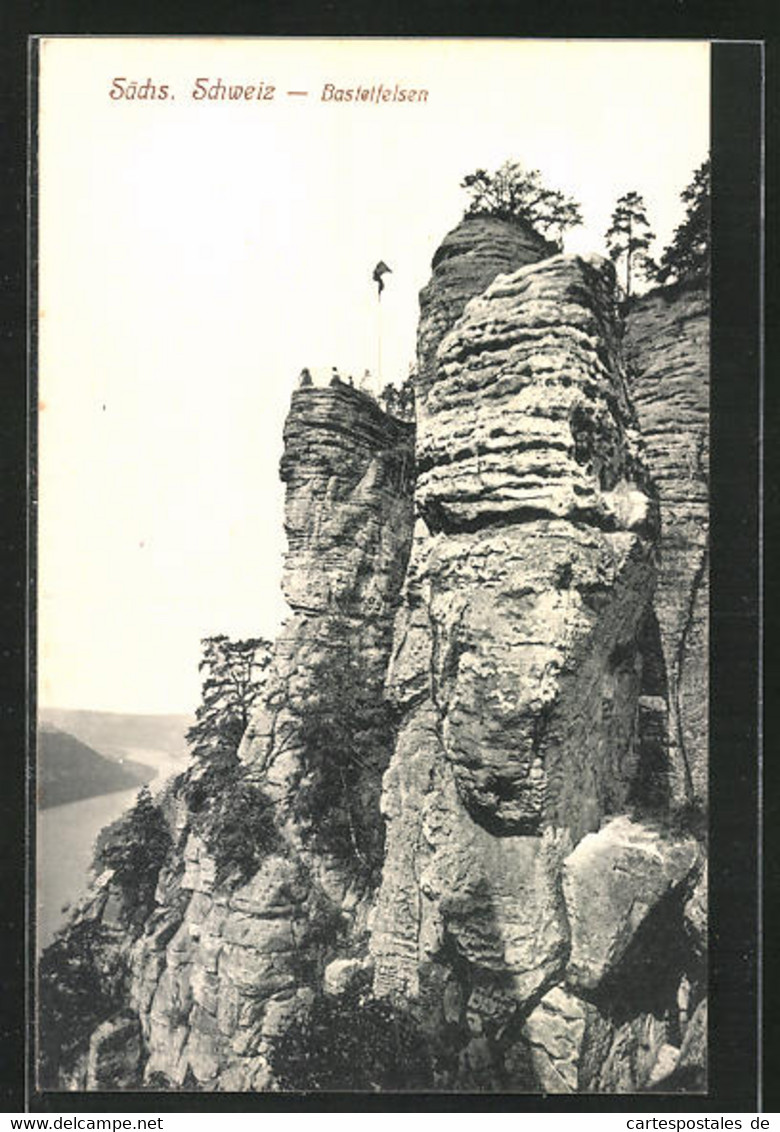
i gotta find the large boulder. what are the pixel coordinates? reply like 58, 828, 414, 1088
521, 987, 613, 1093
563, 815, 700, 993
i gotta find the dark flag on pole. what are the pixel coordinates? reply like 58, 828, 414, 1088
372, 260, 392, 297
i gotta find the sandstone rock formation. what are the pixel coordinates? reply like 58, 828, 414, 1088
563, 816, 700, 993
369, 229, 705, 1092
417, 215, 555, 398
126, 385, 414, 1090
41, 217, 708, 1096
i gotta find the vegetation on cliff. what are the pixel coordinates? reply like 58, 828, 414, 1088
654, 159, 710, 287
180, 635, 279, 884
38, 920, 130, 1088
95, 786, 173, 925
605, 191, 656, 299
39, 785, 173, 1086
605, 159, 710, 300
191, 759, 281, 886
267, 971, 432, 1091
185, 635, 272, 761
294, 656, 390, 882
460, 160, 583, 249
459, 156, 709, 302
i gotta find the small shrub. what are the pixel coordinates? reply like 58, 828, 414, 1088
266, 971, 433, 1091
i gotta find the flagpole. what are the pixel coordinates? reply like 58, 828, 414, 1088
377, 289, 382, 388
372, 261, 391, 394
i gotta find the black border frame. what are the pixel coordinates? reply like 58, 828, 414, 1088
0, 13, 768, 1116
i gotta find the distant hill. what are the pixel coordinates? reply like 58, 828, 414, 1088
38, 708, 194, 762
37, 726, 156, 809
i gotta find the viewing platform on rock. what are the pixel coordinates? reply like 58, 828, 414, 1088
288, 380, 415, 440
294, 366, 415, 424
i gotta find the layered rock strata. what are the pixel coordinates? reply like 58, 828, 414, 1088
625, 284, 709, 809
417, 215, 555, 397
369, 247, 701, 1090
47, 219, 709, 1096
130, 386, 415, 1089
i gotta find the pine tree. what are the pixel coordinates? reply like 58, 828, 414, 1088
181, 635, 279, 883
185, 635, 272, 761
605, 191, 655, 299
96, 785, 172, 917
655, 160, 710, 285
537, 189, 584, 251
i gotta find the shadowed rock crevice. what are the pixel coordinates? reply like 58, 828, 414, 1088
625, 281, 709, 811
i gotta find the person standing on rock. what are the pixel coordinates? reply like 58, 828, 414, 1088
298, 367, 313, 388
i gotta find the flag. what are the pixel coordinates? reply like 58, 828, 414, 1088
372, 260, 392, 296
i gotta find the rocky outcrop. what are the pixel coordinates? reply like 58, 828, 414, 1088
519, 811, 704, 1094
239, 385, 414, 819
43, 218, 708, 1097
369, 244, 697, 1091
407, 255, 658, 839
127, 385, 415, 1090
521, 987, 613, 1093
563, 816, 699, 993
417, 215, 555, 397
625, 284, 709, 809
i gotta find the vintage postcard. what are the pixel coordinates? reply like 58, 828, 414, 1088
35, 37, 715, 1097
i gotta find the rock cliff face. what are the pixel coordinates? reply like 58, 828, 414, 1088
44, 218, 708, 1095
625, 284, 710, 809
369, 241, 705, 1090
417, 215, 555, 398
83, 385, 415, 1091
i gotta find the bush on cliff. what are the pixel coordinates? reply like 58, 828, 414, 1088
95, 786, 173, 926
197, 766, 281, 885
266, 972, 432, 1091
293, 660, 387, 882
178, 724, 281, 885
38, 920, 129, 1087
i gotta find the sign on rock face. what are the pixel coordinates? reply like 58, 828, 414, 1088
33, 37, 731, 1101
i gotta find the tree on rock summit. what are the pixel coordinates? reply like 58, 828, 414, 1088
461, 160, 583, 249
654, 159, 710, 286
605, 191, 655, 299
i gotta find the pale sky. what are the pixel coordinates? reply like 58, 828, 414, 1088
37, 38, 710, 714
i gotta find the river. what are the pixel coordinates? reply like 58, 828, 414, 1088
36, 747, 188, 953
